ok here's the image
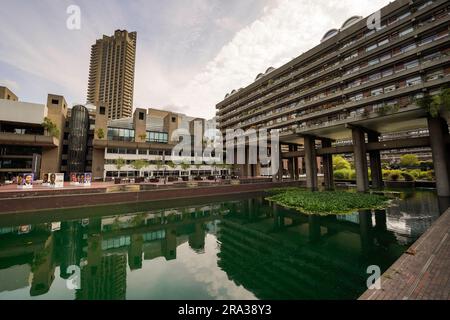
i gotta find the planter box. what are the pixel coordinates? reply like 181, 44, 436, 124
385, 181, 415, 188
187, 181, 198, 188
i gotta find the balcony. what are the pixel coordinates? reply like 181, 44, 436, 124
0, 132, 59, 147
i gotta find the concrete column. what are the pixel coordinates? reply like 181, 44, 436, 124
428, 117, 450, 197
321, 139, 334, 190
352, 127, 369, 192
288, 158, 295, 179
294, 157, 299, 180
368, 132, 383, 189
304, 136, 318, 190
272, 143, 283, 182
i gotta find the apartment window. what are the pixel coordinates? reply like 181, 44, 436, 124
399, 27, 414, 37
366, 43, 378, 52
380, 53, 391, 62
419, 36, 433, 46
382, 68, 394, 77
371, 88, 383, 96
368, 58, 380, 66
402, 43, 417, 53
378, 38, 389, 46
405, 59, 419, 69
51, 99, 59, 105
139, 112, 145, 120
138, 149, 147, 155
171, 117, 176, 123
100, 106, 106, 115
384, 85, 396, 93
406, 76, 422, 86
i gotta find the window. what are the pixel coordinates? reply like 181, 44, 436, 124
366, 43, 378, 52
139, 112, 144, 120
405, 59, 419, 69
171, 117, 176, 123
399, 27, 414, 37
100, 106, 106, 115
368, 58, 380, 66
107, 127, 135, 142
382, 68, 394, 77
406, 76, 422, 86
51, 99, 59, 105
380, 53, 391, 62
146, 131, 169, 144
384, 85, 396, 93
378, 38, 389, 46
371, 88, 383, 96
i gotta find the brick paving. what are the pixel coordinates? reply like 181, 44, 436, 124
360, 207, 450, 300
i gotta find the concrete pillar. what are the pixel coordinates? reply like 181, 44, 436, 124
272, 143, 283, 182
304, 136, 318, 190
294, 157, 299, 180
321, 139, 334, 190
427, 117, 450, 197
352, 127, 369, 192
368, 132, 383, 189
288, 158, 295, 179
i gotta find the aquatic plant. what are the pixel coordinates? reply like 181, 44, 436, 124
266, 189, 390, 215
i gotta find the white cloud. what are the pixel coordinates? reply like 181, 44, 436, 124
171, 0, 391, 119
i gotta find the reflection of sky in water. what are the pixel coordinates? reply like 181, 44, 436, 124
126, 234, 255, 300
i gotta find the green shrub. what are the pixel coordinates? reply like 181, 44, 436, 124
418, 170, 434, 181
408, 169, 421, 179
334, 168, 352, 180
399, 154, 419, 168
333, 155, 351, 170
388, 170, 403, 181
382, 169, 392, 179
401, 172, 415, 182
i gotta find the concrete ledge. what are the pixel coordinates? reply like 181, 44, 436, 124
0, 181, 305, 215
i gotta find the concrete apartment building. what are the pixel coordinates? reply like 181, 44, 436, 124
0, 90, 68, 180
87, 30, 137, 120
0, 86, 18, 101
216, 0, 450, 195
0, 86, 221, 182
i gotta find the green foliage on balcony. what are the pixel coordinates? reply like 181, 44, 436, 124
416, 87, 450, 118
96, 128, 105, 140
41, 117, 60, 138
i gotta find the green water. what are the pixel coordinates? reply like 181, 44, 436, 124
0, 190, 440, 300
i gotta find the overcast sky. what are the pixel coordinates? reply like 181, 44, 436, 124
0, 0, 390, 119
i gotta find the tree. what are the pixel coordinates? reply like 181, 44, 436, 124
416, 88, 450, 118
333, 155, 351, 171
95, 128, 105, 140
131, 159, 148, 177
399, 154, 419, 168
180, 161, 191, 171
114, 158, 126, 178
41, 117, 60, 138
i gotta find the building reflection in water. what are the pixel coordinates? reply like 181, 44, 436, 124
0, 203, 228, 299
0, 190, 441, 300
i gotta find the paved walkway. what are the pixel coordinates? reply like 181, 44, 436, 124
360, 207, 450, 300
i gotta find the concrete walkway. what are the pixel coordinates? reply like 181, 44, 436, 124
360, 207, 450, 300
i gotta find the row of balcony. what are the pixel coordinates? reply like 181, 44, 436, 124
218, 2, 449, 119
